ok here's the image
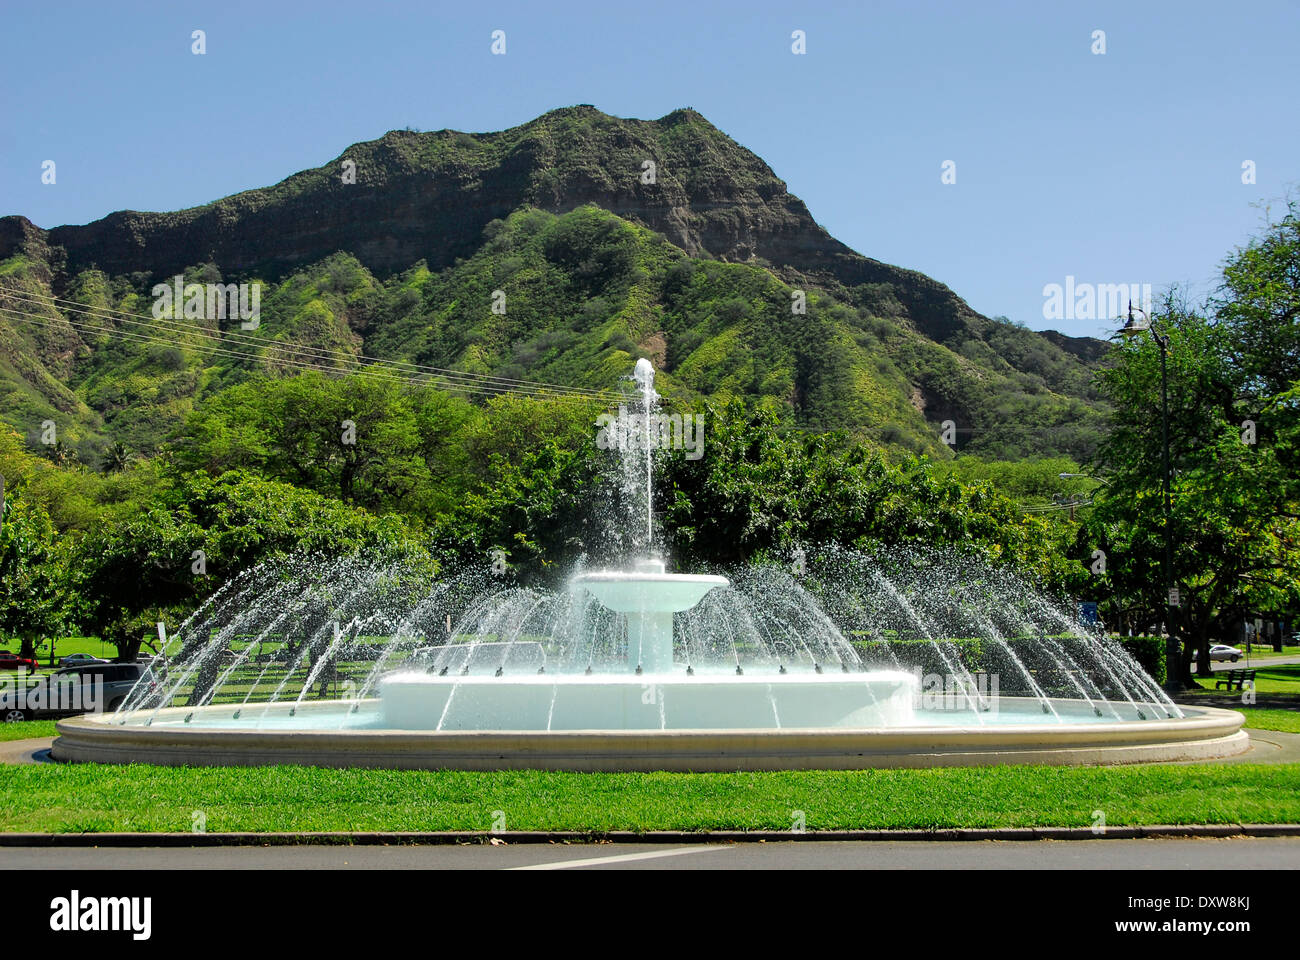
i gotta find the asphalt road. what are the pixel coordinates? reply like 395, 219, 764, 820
1208, 654, 1300, 671
3, 837, 1298, 870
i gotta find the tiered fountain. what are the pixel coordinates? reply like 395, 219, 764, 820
52, 361, 1247, 770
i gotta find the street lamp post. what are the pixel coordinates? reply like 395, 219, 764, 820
1118, 302, 1181, 691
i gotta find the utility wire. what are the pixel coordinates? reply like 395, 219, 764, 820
7, 288, 622, 399
1, 288, 623, 402
0, 306, 616, 403
3, 290, 622, 401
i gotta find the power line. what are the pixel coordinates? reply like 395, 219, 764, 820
1, 288, 624, 402
0, 306, 617, 403
9, 288, 623, 399
3, 290, 622, 401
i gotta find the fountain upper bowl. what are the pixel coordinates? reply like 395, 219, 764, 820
572, 571, 729, 614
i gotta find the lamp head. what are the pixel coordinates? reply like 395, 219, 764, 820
1118, 300, 1150, 338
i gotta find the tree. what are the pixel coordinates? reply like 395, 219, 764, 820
173, 373, 478, 522
102, 440, 133, 473
74, 470, 431, 658
45, 439, 75, 467
0, 483, 75, 659
1088, 207, 1300, 682
661, 400, 1082, 592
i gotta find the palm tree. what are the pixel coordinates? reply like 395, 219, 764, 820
103, 440, 133, 473
46, 439, 75, 466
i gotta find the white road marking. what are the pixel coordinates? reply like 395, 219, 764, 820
507, 845, 730, 870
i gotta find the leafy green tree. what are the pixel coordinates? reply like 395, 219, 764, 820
74, 470, 430, 658
174, 373, 477, 522
1088, 208, 1300, 681
0, 483, 76, 659
662, 400, 1082, 592
437, 392, 607, 576
942, 456, 1092, 506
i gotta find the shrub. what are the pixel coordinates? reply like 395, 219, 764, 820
1114, 635, 1167, 685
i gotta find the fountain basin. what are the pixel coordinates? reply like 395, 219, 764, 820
52, 699, 1249, 771
378, 670, 917, 730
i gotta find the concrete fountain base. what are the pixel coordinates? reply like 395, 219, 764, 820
378, 670, 919, 731
51, 699, 1249, 772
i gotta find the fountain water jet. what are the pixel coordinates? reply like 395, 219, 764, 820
51, 361, 1249, 770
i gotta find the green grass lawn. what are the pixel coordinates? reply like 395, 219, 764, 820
1240, 708, 1300, 734
1239, 644, 1300, 658
3, 637, 117, 677
1, 762, 1298, 834
0, 720, 57, 741
26, 637, 115, 669
1185, 663, 1300, 696
2, 707, 1298, 834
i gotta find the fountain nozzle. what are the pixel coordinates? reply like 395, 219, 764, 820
635, 665, 643, 675
686, 665, 694, 676
735, 665, 744, 676
495, 666, 504, 677
814, 664, 823, 674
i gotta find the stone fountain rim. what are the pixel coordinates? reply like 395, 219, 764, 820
51, 700, 1249, 771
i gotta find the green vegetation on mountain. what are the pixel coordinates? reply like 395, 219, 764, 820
0, 106, 1108, 466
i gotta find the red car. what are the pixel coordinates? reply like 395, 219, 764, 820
0, 652, 39, 671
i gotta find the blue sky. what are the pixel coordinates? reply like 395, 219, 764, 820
2, 0, 1296, 338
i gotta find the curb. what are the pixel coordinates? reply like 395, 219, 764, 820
2, 824, 1299, 847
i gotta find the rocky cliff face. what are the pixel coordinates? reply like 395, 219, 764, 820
3, 106, 995, 345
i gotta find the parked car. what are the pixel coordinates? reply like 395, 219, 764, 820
2, 662, 157, 721
1190, 644, 1243, 663
59, 653, 108, 668
0, 652, 39, 671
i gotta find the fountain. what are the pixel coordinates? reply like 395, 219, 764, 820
51, 361, 1248, 771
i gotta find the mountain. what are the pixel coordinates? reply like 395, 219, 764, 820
0, 105, 1108, 464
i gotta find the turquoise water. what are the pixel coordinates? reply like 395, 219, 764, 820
119, 698, 1183, 731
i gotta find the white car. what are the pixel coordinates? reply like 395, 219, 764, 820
1191, 644, 1242, 663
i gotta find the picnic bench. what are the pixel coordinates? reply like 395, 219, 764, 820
1214, 668, 1255, 691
